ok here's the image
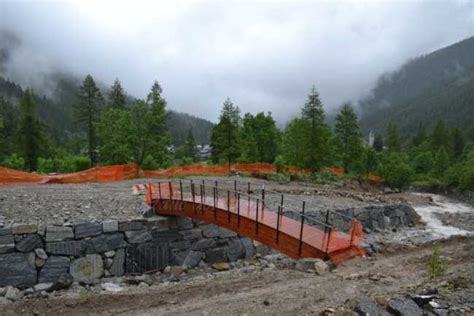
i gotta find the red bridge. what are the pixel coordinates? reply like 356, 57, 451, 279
145, 180, 365, 264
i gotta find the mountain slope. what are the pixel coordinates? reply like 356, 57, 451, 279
359, 36, 474, 135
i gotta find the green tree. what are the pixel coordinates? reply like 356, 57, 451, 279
240, 112, 280, 163
364, 147, 378, 177
450, 127, 465, 160
17, 90, 45, 171
182, 128, 197, 161
97, 108, 131, 164
379, 152, 413, 189
109, 78, 127, 109
282, 118, 307, 167
335, 104, 364, 173
431, 120, 448, 151
146, 81, 171, 166
386, 121, 400, 152
373, 133, 384, 152
128, 100, 151, 166
301, 86, 332, 171
433, 145, 449, 177
74, 74, 103, 166
211, 98, 241, 167
413, 122, 427, 146
413, 151, 434, 174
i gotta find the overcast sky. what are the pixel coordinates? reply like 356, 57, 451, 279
1, 0, 473, 122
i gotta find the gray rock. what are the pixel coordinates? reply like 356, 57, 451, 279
118, 221, 144, 231
0, 297, 9, 304
48, 273, 73, 292
36, 258, 46, 268
201, 224, 220, 238
0, 226, 11, 236
177, 217, 194, 230
74, 222, 102, 239
12, 223, 37, 235
179, 228, 202, 240
45, 226, 74, 242
125, 242, 169, 273
124, 230, 152, 243
5, 286, 20, 301
296, 258, 322, 272
171, 240, 191, 251
70, 254, 104, 284
355, 298, 390, 316
35, 248, 48, 260
0, 253, 37, 289
191, 238, 216, 251
37, 224, 46, 236
240, 237, 254, 259
45, 240, 86, 256
182, 250, 203, 269
387, 297, 423, 316
34, 283, 52, 292
0, 234, 15, 254
313, 259, 329, 275
86, 233, 127, 253
171, 250, 189, 266
38, 256, 70, 283
102, 220, 119, 233
219, 228, 237, 238
144, 216, 174, 230
104, 250, 115, 258
110, 248, 125, 276
205, 247, 227, 264
151, 230, 181, 243
15, 234, 44, 252
227, 238, 244, 261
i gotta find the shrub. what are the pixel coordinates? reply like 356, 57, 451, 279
1, 154, 25, 170
274, 155, 285, 174
413, 152, 433, 174
379, 153, 413, 189
141, 155, 158, 170
460, 164, 474, 191
427, 242, 448, 278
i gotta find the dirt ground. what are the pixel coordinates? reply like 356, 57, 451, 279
2, 236, 472, 316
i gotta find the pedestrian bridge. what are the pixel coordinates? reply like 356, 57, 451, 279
145, 180, 365, 264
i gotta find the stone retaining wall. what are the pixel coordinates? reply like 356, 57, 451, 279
0, 216, 254, 289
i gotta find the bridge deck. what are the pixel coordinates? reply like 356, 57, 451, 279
148, 182, 364, 263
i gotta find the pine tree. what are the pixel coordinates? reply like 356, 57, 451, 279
301, 86, 332, 171
431, 120, 448, 151
335, 104, 364, 173
109, 78, 127, 109
183, 128, 197, 161
17, 90, 44, 171
74, 74, 103, 166
282, 118, 307, 167
413, 122, 427, 146
373, 133, 384, 152
386, 121, 400, 152
146, 81, 170, 165
240, 112, 280, 163
450, 127, 465, 160
433, 145, 449, 177
211, 98, 241, 167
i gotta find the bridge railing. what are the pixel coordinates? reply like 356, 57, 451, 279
146, 179, 364, 255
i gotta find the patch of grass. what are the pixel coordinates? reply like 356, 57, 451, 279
427, 242, 448, 278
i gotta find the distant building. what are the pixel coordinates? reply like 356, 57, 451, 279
368, 131, 375, 147
198, 144, 211, 160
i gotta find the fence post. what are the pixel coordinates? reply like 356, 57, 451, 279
158, 182, 162, 200
280, 194, 284, 210
298, 201, 306, 256
213, 186, 217, 219
324, 210, 330, 234
179, 180, 183, 211
261, 185, 265, 211
191, 182, 196, 214
326, 227, 333, 253
350, 220, 356, 246
168, 181, 173, 211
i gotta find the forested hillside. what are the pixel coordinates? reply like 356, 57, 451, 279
359, 36, 474, 135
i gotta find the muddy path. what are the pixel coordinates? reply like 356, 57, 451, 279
3, 236, 472, 315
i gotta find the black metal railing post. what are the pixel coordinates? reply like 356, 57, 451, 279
179, 180, 184, 211
213, 186, 217, 219
227, 190, 231, 224
168, 181, 173, 211
261, 185, 265, 211
324, 210, 330, 234
298, 201, 306, 256
158, 182, 162, 200
191, 182, 196, 214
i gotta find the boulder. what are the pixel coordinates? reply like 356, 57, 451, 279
45, 226, 74, 242
5, 286, 20, 301
355, 298, 390, 316
70, 254, 104, 284
240, 237, 254, 259
0, 234, 15, 254
102, 220, 119, 233
0, 226, 11, 236
179, 228, 202, 240
45, 240, 86, 256
212, 262, 231, 271
219, 228, 237, 238
191, 238, 216, 251
124, 230, 152, 243
151, 230, 181, 243
12, 223, 37, 235
15, 234, 44, 252
201, 224, 220, 238
171, 240, 191, 251
34, 248, 48, 260
0, 253, 37, 289
182, 250, 203, 269
38, 256, 70, 283
109, 248, 125, 276
313, 259, 330, 275
86, 233, 127, 253
227, 238, 244, 261
387, 297, 423, 316
48, 273, 73, 292
176, 217, 194, 230
118, 221, 145, 231
205, 247, 227, 264
74, 222, 102, 239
